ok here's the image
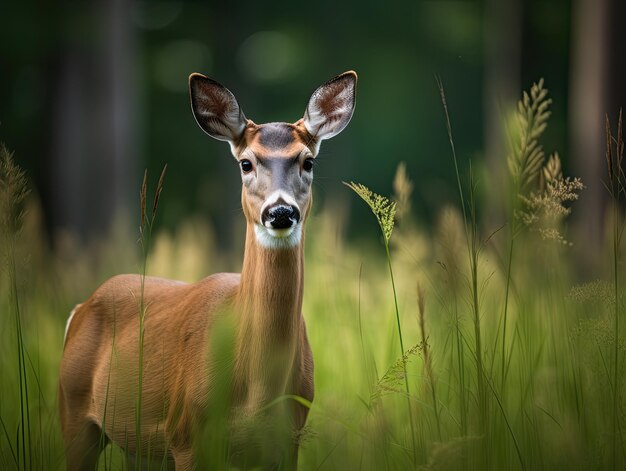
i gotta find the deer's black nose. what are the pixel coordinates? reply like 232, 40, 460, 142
263, 205, 300, 229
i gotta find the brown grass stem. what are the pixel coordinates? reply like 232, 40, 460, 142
606, 110, 624, 470
135, 165, 167, 470
417, 283, 441, 441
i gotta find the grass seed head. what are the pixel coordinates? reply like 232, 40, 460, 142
508, 79, 552, 190
344, 181, 397, 243
371, 343, 423, 403
152, 164, 168, 220
0, 143, 30, 239
140, 169, 148, 230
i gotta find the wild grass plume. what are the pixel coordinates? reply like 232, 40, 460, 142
508, 78, 551, 192
0, 143, 30, 240
371, 343, 422, 403
344, 182, 396, 244
517, 154, 584, 245
499, 81, 583, 396
506, 81, 584, 245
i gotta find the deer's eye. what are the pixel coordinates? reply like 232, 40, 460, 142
240, 159, 253, 173
302, 158, 314, 172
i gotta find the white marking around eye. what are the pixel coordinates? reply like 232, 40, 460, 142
254, 223, 302, 249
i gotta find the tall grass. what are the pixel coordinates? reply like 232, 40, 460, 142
135, 165, 167, 470
0, 83, 623, 470
1, 144, 67, 469
604, 110, 624, 470
1, 144, 30, 470
501, 79, 551, 389
438, 78, 489, 443
416, 283, 441, 441
344, 181, 418, 464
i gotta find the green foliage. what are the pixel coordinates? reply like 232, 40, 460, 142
0, 90, 624, 471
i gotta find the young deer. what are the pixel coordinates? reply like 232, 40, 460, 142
58, 71, 357, 469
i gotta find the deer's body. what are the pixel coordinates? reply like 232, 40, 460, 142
59, 71, 356, 469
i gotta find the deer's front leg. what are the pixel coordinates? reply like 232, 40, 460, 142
171, 447, 195, 471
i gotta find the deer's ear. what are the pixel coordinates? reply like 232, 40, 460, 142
189, 73, 247, 143
303, 71, 357, 141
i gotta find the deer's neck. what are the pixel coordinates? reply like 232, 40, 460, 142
234, 223, 304, 407
238, 224, 304, 333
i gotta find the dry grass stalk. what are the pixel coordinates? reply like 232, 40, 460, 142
417, 282, 432, 386
605, 109, 625, 197
605, 109, 625, 468
417, 282, 442, 439
140, 169, 148, 232
153, 164, 168, 219
393, 162, 413, 224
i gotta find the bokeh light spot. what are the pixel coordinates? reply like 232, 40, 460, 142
131, 1, 183, 30
154, 40, 212, 93
237, 31, 300, 83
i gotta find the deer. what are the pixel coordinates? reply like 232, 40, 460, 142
58, 70, 357, 470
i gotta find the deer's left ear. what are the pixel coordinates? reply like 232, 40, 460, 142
189, 73, 247, 143
303, 71, 357, 141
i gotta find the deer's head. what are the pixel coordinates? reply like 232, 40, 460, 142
189, 71, 357, 249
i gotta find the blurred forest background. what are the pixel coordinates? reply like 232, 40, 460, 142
1, 0, 625, 260
2, 1, 626, 468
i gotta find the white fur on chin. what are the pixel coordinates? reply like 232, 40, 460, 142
254, 223, 302, 249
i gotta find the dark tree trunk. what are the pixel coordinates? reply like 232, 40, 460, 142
484, 0, 522, 225
569, 0, 623, 272
47, 0, 138, 241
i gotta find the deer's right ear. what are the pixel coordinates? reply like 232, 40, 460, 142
303, 71, 357, 141
189, 73, 247, 143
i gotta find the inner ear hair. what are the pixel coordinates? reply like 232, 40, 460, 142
189, 73, 247, 142
303, 71, 357, 141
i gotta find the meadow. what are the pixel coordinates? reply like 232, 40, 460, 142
0, 82, 624, 470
